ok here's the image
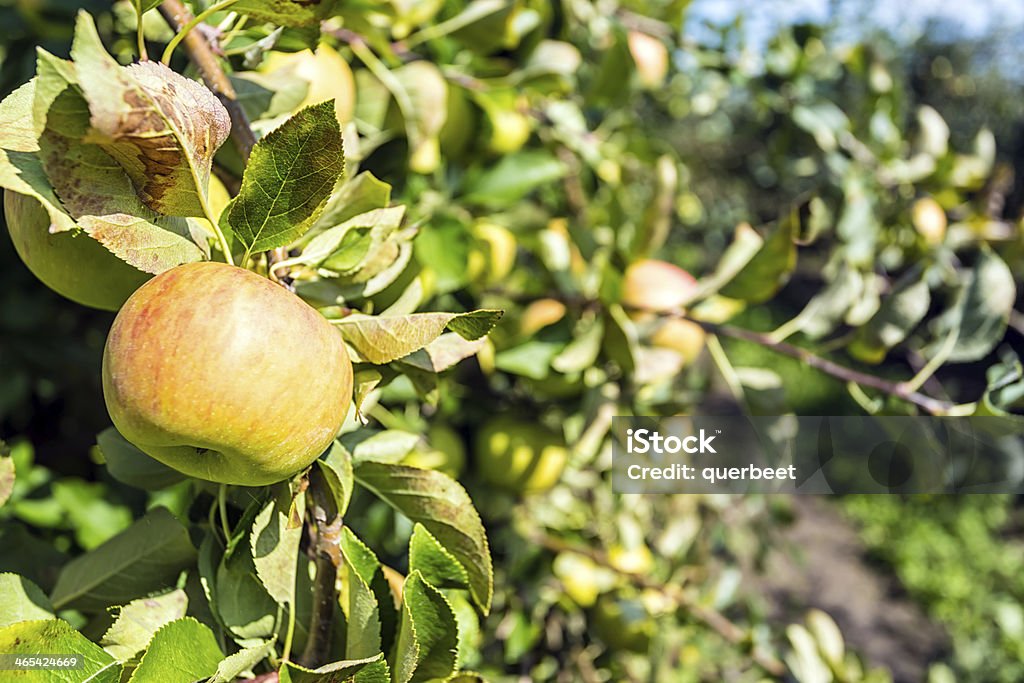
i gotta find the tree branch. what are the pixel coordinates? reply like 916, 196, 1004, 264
672, 311, 956, 415
299, 467, 342, 668
158, 0, 256, 160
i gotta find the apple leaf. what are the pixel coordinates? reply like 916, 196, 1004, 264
333, 309, 503, 365
313, 170, 393, 233
342, 430, 420, 464
409, 524, 469, 590
79, 213, 205, 274
0, 79, 78, 233
389, 61, 448, 173
30, 50, 205, 272
340, 527, 399, 657
223, 101, 345, 256
50, 507, 197, 612
340, 528, 383, 660
278, 654, 388, 683
297, 207, 406, 273
720, 208, 798, 304
215, 532, 277, 643
97, 427, 186, 490
354, 462, 492, 613
924, 247, 1015, 363
398, 333, 488, 373
251, 485, 305, 609
0, 573, 54, 628
208, 642, 274, 683
394, 571, 459, 683
100, 589, 188, 662
0, 619, 121, 682
71, 13, 230, 217
848, 273, 930, 364
128, 617, 223, 683
463, 150, 567, 207
318, 442, 354, 518
232, 0, 336, 27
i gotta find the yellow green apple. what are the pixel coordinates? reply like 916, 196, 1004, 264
476, 416, 568, 494
4, 191, 150, 311
102, 261, 353, 486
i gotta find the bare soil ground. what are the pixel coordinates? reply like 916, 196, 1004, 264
750, 496, 948, 682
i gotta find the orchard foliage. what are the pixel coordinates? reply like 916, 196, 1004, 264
0, 0, 1022, 681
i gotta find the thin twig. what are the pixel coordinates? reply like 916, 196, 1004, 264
526, 530, 787, 676
158, 0, 256, 160
672, 311, 956, 415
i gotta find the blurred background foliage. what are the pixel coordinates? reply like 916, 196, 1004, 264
3, 0, 1024, 680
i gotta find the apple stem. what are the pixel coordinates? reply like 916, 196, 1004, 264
217, 483, 231, 540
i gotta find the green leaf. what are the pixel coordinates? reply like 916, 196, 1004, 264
209, 642, 274, 683
50, 507, 196, 612
720, 210, 798, 304
298, 207, 405, 272
318, 442, 355, 518
97, 427, 185, 490
313, 171, 392, 233
394, 572, 459, 683
215, 531, 278, 643
128, 617, 223, 683
354, 462, 492, 613
232, 0, 336, 27
463, 150, 566, 207
551, 315, 604, 374
389, 61, 448, 173
78, 213, 205, 274
399, 333, 488, 373
0, 619, 121, 682
251, 485, 305, 608
409, 524, 469, 591
278, 654, 387, 683
131, 0, 163, 17
342, 430, 420, 465
334, 310, 503, 365
340, 529, 383, 660
687, 222, 764, 302
0, 79, 77, 233
0, 573, 53, 628
925, 248, 1015, 363
494, 340, 562, 380
224, 101, 345, 255
848, 273, 930, 364
71, 12, 230, 216
100, 589, 188, 662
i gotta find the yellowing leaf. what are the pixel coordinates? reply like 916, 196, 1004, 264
72, 12, 230, 217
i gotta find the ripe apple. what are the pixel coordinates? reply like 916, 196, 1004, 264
102, 261, 353, 486
621, 259, 698, 313
475, 416, 568, 494
4, 191, 150, 311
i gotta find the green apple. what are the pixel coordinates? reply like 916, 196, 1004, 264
102, 261, 353, 486
4, 191, 150, 311
476, 416, 568, 494
621, 259, 697, 313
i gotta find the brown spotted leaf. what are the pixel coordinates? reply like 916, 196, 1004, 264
71, 12, 230, 218
79, 214, 205, 275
